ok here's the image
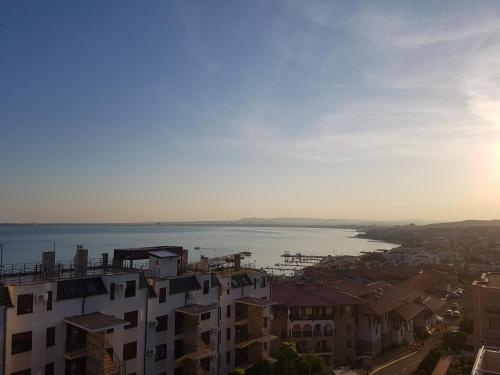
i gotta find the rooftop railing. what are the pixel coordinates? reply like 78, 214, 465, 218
0, 257, 148, 285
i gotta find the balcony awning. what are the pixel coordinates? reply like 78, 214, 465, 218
236, 297, 270, 307
65, 312, 128, 333
176, 304, 215, 316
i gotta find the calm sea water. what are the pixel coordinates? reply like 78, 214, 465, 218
0, 225, 396, 269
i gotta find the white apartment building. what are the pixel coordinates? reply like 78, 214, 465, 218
0, 245, 273, 375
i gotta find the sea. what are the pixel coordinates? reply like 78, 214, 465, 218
0, 225, 397, 271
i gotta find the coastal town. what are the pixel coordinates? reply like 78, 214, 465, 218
1, 221, 500, 375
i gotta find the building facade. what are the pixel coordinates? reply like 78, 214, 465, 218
0, 245, 272, 375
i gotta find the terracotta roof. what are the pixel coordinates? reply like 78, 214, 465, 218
357, 296, 402, 317
419, 296, 445, 312
391, 302, 425, 321
271, 281, 367, 307
321, 279, 375, 297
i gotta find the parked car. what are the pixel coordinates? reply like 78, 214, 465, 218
452, 310, 461, 318
452, 302, 459, 309
436, 315, 444, 323
446, 309, 453, 316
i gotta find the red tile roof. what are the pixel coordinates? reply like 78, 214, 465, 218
271, 281, 367, 307
391, 302, 425, 321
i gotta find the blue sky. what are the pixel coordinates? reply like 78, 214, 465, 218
1, 0, 500, 222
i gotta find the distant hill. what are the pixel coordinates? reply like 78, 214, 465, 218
425, 219, 500, 228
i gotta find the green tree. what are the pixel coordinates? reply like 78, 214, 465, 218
442, 331, 467, 353
228, 368, 246, 375
247, 359, 273, 375
274, 341, 300, 375
296, 354, 326, 375
459, 317, 473, 334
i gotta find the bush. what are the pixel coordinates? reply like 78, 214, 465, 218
459, 317, 473, 334
442, 331, 467, 353
248, 359, 273, 375
411, 346, 442, 375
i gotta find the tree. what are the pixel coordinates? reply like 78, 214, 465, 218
442, 331, 467, 353
248, 359, 273, 375
228, 368, 246, 375
274, 341, 300, 375
296, 354, 326, 375
459, 317, 473, 334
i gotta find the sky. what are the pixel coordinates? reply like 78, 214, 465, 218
1, 0, 500, 223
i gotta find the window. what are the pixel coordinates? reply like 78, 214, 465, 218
155, 344, 167, 361
156, 315, 168, 332
201, 331, 210, 345
159, 287, 166, 303
260, 277, 266, 287
347, 340, 352, 348
226, 305, 231, 318
46, 326, 55, 347
346, 325, 352, 334
17, 294, 33, 315
11, 370, 31, 375
12, 331, 32, 354
200, 312, 210, 321
124, 311, 138, 329
226, 350, 231, 364
47, 291, 53, 311
263, 317, 268, 329
203, 280, 209, 294
123, 341, 137, 361
110, 283, 115, 300
253, 278, 257, 289
125, 280, 136, 298
226, 328, 231, 341
175, 312, 184, 335
200, 357, 210, 371
45, 363, 54, 375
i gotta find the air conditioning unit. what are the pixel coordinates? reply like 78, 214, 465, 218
36, 293, 48, 303
146, 348, 156, 357
148, 321, 157, 328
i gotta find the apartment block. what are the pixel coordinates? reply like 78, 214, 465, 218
472, 272, 500, 350
0, 245, 272, 375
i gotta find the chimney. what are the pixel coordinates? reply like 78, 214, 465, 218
42, 251, 56, 279
74, 245, 88, 277
234, 253, 241, 271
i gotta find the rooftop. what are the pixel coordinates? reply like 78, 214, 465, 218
65, 312, 128, 333
474, 273, 500, 288
176, 304, 215, 316
472, 346, 500, 375
272, 281, 366, 307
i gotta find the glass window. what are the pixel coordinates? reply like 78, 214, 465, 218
156, 315, 168, 332
155, 344, 167, 361
123, 341, 137, 361
159, 287, 166, 303
46, 327, 55, 347
125, 280, 136, 298
17, 294, 33, 315
12, 331, 32, 354
124, 311, 138, 329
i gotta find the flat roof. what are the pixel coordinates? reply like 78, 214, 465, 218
236, 297, 270, 307
148, 250, 179, 258
472, 346, 500, 375
65, 312, 128, 333
175, 304, 215, 316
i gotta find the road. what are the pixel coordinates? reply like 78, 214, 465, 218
372, 333, 444, 375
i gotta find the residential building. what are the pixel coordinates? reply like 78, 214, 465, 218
472, 273, 500, 350
271, 281, 366, 368
0, 245, 272, 375
471, 345, 500, 375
